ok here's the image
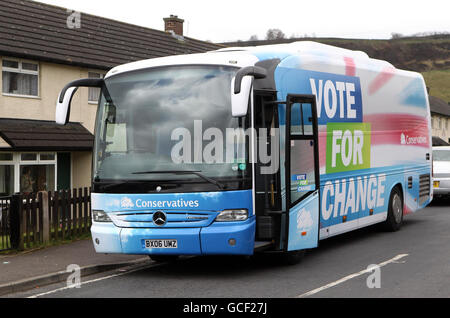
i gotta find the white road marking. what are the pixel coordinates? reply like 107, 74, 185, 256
296, 253, 409, 298
28, 254, 408, 298
27, 263, 157, 298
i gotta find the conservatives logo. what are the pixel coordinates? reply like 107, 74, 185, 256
118, 197, 200, 209
400, 133, 427, 145
120, 197, 134, 209
296, 208, 314, 234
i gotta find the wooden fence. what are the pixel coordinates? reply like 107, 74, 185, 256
0, 188, 91, 251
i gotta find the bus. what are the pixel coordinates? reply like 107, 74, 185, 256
56, 41, 432, 263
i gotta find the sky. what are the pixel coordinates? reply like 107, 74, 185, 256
34, 0, 450, 42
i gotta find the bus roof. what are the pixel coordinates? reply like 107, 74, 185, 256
217, 41, 370, 60
105, 41, 398, 79
105, 50, 259, 79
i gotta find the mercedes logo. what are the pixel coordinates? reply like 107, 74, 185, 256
153, 211, 167, 226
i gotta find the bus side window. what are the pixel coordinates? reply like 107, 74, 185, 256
104, 104, 127, 153
290, 103, 313, 136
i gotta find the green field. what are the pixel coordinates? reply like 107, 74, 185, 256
422, 69, 450, 103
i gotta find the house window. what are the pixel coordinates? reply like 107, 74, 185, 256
21, 153, 38, 161
19, 152, 56, 193
40, 153, 55, 161
20, 165, 55, 194
0, 153, 13, 161
0, 165, 14, 196
0, 152, 57, 195
88, 72, 104, 103
2, 59, 39, 97
0, 153, 14, 196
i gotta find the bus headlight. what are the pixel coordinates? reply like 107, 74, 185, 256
215, 209, 248, 222
93, 210, 112, 223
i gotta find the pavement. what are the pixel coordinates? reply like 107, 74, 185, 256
0, 238, 149, 295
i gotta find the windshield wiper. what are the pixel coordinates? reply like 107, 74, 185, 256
131, 170, 225, 190
93, 179, 153, 191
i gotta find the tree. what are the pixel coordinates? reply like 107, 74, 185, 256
249, 35, 259, 41
391, 32, 403, 39
266, 29, 285, 40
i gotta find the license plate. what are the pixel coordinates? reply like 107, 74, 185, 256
434, 181, 440, 188
145, 239, 178, 249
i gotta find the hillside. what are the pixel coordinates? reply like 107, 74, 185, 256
422, 70, 450, 102
321, 36, 450, 102
222, 35, 450, 102
317, 35, 450, 73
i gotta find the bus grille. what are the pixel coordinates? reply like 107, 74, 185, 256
109, 211, 217, 228
419, 174, 431, 205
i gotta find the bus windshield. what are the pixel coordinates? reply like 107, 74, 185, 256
93, 65, 251, 192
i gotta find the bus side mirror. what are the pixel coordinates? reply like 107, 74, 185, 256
231, 76, 252, 117
56, 87, 78, 125
231, 66, 267, 117
55, 78, 104, 125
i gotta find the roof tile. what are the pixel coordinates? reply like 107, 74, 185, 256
0, 0, 221, 69
0, 119, 94, 151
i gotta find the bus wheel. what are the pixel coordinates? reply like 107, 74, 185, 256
149, 255, 179, 263
281, 250, 305, 266
382, 186, 403, 232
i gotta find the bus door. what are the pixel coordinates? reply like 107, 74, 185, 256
284, 95, 320, 252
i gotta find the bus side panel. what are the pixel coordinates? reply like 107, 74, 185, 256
273, 52, 431, 239
319, 167, 404, 238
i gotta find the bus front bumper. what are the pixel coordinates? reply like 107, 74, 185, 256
91, 216, 256, 256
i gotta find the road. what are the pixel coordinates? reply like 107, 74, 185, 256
9, 199, 450, 298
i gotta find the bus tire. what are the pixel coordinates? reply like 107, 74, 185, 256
382, 186, 403, 232
281, 250, 305, 265
149, 255, 179, 263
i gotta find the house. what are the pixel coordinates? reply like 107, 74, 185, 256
429, 96, 450, 145
0, 0, 220, 196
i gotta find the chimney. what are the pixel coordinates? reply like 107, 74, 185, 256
164, 15, 184, 36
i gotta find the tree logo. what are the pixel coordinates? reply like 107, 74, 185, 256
120, 197, 134, 209
400, 133, 406, 145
